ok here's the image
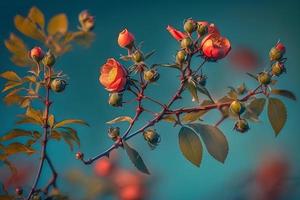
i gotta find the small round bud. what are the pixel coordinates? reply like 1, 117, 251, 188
184, 19, 197, 34
143, 129, 160, 149
76, 152, 84, 160
108, 127, 120, 141
176, 50, 187, 64
15, 187, 23, 196
132, 50, 144, 63
258, 72, 271, 85
78, 10, 95, 32
194, 74, 207, 86
30, 47, 44, 62
234, 119, 249, 133
229, 100, 245, 115
269, 43, 285, 61
51, 79, 67, 93
143, 69, 160, 82
42, 51, 56, 67
180, 37, 193, 49
108, 92, 123, 107
118, 29, 135, 49
197, 22, 208, 36
271, 62, 285, 76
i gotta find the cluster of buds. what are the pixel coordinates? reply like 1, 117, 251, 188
143, 129, 160, 149
229, 101, 249, 133
78, 10, 95, 32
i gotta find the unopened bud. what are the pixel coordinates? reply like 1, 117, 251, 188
15, 187, 23, 196
272, 62, 285, 76
234, 119, 249, 133
176, 50, 187, 64
30, 47, 44, 62
184, 19, 197, 34
132, 50, 144, 63
108, 127, 120, 141
51, 79, 67, 92
42, 51, 56, 67
76, 152, 84, 160
144, 69, 160, 82
258, 72, 271, 85
108, 92, 123, 107
229, 100, 245, 115
269, 42, 286, 61
143, 129, 160, 149
180, 37, 193, 49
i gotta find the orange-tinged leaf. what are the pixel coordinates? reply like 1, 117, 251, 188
47, 14, 68, 35
268, 98, 287, 136
4, 142, 35, 156
28, 6, 45, 29
106, 116, 133, 124
271, 89, 297, 101
178, 126, 203, 167
54, 119, 89, 128
25, 107, 43, 125
0, 71, 21, 82
0, 129, 32, 141
14, 15, 45, 41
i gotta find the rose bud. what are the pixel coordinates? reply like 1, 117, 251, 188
143, 129, 161, 149
108, 127, 120, 141
181, 37, 193, 49
42, 51, 56, 67
108, 92, 123, 107
234, 119, 249, 133
184, 18, 197, 34
75, 152, 84, 160
30, 47, 44, 62
176, 50, 187, 64
166, 25, 187, 41
200, 34, 231, 60
258, 72, 271, 85
78, 10, 95, 32
229, 100, 245, 115
50, 79, 67, 93
15, 187, 23, 195
272, 62, 285, 76
99, 58, 128, 92
118, 29, 135, 49
197, 21, 209, 36
132, 50, 144, 63
143, 69, 160, 82
194, 74, 207, 86
94, 158, 114, 177
269, 42, 286, 61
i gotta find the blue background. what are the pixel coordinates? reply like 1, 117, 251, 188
0, 0, 299, 199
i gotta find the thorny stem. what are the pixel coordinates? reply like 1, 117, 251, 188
26, 65, 56, 200
81, 51, 265, 165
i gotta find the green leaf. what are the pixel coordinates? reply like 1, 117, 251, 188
0, 129, 32, 141
0, 71, 21, 82
271, 89, 297, 101
144, 50, 156, 60
47, 14, 68, 35
14, 15, 45, 41
151, 63, 180, 70
268, 98, 287, 136
123, 141, 150, 174
4, 142, 35, 156
196, 85, 214, 102
106, 116, 133, 125
187, 123, 228, 163
185, 79, 199, 103
181, 100, 213, 123
54, 119, 89, 128
28, 6, 45, 29
246, 72, 258, 81
178, 127, 203, 167
243, 98, 266, 122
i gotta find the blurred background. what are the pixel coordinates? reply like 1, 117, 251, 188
0, 0, 299, 199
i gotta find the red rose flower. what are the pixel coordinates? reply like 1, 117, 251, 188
99, 58, 128, 92
118, 29, 135, 48
200, 34, 231, 60
166, 25, 187, 41
94, 158, 114, 177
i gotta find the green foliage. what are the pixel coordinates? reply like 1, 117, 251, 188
123, 141, 150, 174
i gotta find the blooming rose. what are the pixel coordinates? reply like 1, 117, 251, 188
30, 47, 44, 61
200, 34, 231, 60
99, 58, 127, 92
118, 29, 135, 48
166, 25, 187, 41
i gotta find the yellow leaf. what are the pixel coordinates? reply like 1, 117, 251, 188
0, 129, 32, 141
0, 71, 21, 82
2, 81, 23, 93
26, 107, 43, 125
4, 33, 28, 55
28, 6, 45, 29
47, 14, 68, 35
48, 114, 55, 128
162, 115, 177, 123
106, 116, 133, 124
4, 142, 35, 156
54, 119, 89, 128
14, 15, 45, 41
3, 92, 22, 105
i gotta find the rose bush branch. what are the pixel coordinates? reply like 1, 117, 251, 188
78, 18, 294, 173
